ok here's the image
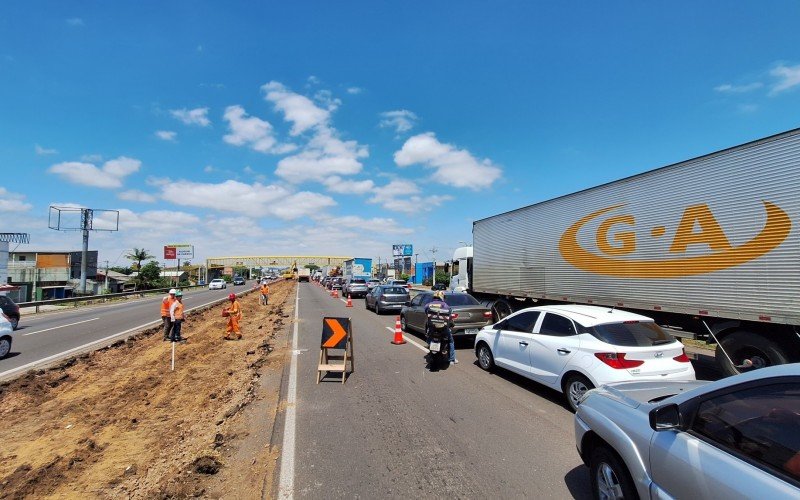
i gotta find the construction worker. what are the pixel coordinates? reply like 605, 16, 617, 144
161, 288, 177, 341
260, 281, 270, 306
223, 293, 242, 340
169, 291, 186, 342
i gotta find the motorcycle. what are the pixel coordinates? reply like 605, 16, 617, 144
426, 310, 452, 369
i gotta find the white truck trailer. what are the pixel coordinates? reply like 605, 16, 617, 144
453, 128, 800, 376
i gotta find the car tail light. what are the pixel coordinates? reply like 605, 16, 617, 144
450, 313, 459, 320
594, 352, 644, 369
673, 350, 691, 363
483, 311, 492, 319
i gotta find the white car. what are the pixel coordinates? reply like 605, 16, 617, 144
474, 304, 695, 411
0, 312, 14, 359
208, 278, 227, 290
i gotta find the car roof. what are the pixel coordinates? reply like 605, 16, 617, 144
520, 304, 654, 327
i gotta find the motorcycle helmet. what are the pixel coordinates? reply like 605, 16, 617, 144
228, 293, 236, 301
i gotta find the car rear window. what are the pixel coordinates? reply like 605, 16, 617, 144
444, 294, 480, 306
391, 280, 407, 285
352, 279, 366, 284
587, 321, 672, 347
383, 287, 408, 295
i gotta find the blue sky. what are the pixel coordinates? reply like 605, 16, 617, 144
1, 2, 799, 267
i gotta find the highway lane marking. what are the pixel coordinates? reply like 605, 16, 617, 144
23, 317, 100, 336
385, 326, 428, 353
278, 285, 300, 499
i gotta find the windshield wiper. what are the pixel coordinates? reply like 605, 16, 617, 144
652, 339, 674, 346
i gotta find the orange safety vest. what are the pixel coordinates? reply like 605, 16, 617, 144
229, 300, 242, 319
260, 284, 270, 295
161, 296, 175, 317
171, 300, 184, 320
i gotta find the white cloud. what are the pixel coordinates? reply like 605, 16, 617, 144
346, 87, 362, 95
203, 165, 215, 173
155, 130, 177, 141
275, 127, 368, 181
380, 110, 418, 134
368, 179, 452, 214
0, 187, 33, 213
117, 208, 200, 231
262, 81, 330, 136
770, 64, 800, 95
35, 144, 58, 155
394, 132, 501, 190
118, 190, 157, 203
222, 105, 292, 154
713, 82, 763, 93
159, 179, 336, 220
48, 156, 141, 188
314, 215, 413, 235
323, 176, 375, 194
314, 90, 341, 112
170, 107, 211, 127
307, 75, 320, 85
66, 18, 84, 26
81, 153, 102, 162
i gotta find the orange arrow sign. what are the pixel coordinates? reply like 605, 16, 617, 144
323, 318, 348, 348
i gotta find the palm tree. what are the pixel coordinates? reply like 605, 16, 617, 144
126, 248, 155, 272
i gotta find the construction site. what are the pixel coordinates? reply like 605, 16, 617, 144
0, 281, 295, 499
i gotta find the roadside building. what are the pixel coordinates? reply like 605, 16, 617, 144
6, 250, 98, 301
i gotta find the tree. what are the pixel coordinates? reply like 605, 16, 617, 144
138, 261, 168, 289
126, 248, 155, 271
110, 266, 132, 275
304, 264, 320, 272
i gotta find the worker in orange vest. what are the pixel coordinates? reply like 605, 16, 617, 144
224, 293, 242, 340
260, 281, 270, 306
169, 291, 186, 342
161, 288, 177, 341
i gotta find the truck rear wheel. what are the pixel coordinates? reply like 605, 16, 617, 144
489, 299, 513, 323
715, 330, 791, 377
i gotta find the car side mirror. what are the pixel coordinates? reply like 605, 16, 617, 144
404, 300, 410, 306
649, 403, 682, 431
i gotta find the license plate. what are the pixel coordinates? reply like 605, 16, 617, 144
465, 329, 479, 335
429, 342, 441, 352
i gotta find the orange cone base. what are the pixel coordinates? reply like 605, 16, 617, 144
346, 295, 353, 307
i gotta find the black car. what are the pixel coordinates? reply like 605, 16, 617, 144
233, 276, 245, 285
0, 295, 20, 330
431, 282, 447, 291
400, 292, 491, 336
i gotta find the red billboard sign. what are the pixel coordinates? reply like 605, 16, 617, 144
164, 246, 176, 259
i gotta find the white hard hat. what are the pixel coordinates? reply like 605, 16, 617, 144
169, 288, 177, 294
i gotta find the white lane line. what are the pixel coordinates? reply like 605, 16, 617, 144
386, 326, 428, 353
278, 285, 300, 499
23, 317, 100, 336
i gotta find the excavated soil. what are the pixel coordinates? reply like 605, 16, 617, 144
0, 281, 295, 499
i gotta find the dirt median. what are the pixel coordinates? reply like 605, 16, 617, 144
0, 280, 295, 499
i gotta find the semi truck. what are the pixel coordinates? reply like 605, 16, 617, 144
451, 128, 800, 376
343, 258, 372, 281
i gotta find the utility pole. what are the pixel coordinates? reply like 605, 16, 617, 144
429, 247, 438, 287
104, 260, 109, 293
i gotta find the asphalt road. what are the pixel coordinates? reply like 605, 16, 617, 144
0, 284, 254, 381
278, 282, 594, 499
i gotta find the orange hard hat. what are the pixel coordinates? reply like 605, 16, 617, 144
228, 293, 236, 300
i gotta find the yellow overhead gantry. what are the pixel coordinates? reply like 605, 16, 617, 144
206, 255, 352, 272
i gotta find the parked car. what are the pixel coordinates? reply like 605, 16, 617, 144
0, 295, 20, 330
344, 278, 369, 298
388, 279, 411, 289
0, 312, 13, 358
475, 304, 695, 411
232, 276, 245, 286
401, 292, 491, 337
431, 282, 447, 291
365, 285, 410, 314
330, 278, 344, 291
575, 363, 800, 499
366, 279, 381, 291
208, 278, 227, 290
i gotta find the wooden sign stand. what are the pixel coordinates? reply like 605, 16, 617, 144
317, 317, 354, 384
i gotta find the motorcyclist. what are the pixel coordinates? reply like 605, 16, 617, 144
425, 290, 457, 365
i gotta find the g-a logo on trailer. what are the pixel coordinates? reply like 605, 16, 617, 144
558, 201, 791, 278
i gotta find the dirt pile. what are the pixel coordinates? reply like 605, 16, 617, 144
0, 281, 294, 499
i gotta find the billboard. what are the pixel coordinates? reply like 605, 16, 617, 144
392, 244, 413, 257
164, 243, 194, 259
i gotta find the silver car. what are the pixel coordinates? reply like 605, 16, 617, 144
401, 292, 491, 336
365, 285, 409, 314
344, 278, 369, 298
575, 363, 800, 499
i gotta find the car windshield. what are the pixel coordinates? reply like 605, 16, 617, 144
444, 294, 480, 306
392, 280, 406, 285
382, 287, 407, 295
587, 321, 673, 347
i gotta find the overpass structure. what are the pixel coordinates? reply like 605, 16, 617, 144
205, 255, 352, 271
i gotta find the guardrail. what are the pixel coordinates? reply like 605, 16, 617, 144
18, 285, 207, 313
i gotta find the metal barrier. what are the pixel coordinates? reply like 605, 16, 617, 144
18, 285, 207, 313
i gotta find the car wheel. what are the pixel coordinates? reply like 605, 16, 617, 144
563, 374, 594, 412
476, 343, 494, 371
375, 303, 382, 315
0, 337, 11, 359
400, 315, 408, 332
589, 446, 638, 500
10, 316, 19, 330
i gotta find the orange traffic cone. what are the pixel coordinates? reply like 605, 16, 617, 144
391, 316, 406, 345
333, 289, 339, 299
330, 288, 334, 297
346, 294, 353, 307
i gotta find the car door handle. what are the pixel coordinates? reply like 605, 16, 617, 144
519, 341, 529, 346
557, 348, 571, 354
